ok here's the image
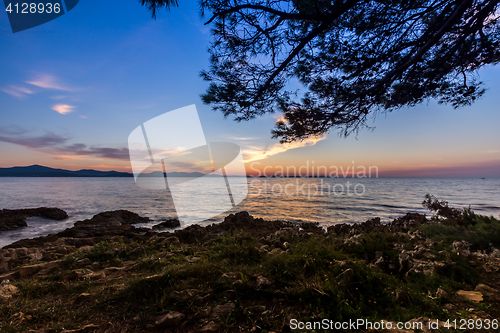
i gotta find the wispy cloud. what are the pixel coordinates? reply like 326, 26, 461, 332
0, 128, 129, 160
0, 85, 34, 98
55, 144, 130, 160
52, 104, 75, 115
224, 134, 262, 141
26, 74, 75, 91
0, 128, 68, 148
50, 95, 70, 100
243, 135, 326, 163
2, 74, 78, 101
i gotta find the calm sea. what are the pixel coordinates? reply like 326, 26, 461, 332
0, 177, 499, 248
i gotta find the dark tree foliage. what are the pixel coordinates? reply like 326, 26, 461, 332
141, 0, 500, 143
422, 194, 462, 219
139, 0, 179, 19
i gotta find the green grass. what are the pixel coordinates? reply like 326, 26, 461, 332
418, 214, 500, 250
3, 204, 500, 332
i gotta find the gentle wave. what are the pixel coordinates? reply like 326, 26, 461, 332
0, 177, 499, 247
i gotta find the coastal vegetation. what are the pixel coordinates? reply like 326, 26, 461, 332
1, 197, 500, 332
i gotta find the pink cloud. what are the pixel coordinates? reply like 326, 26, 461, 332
0, 85, 34, 98
26, 74, 75, 91
52, 104, 76, 115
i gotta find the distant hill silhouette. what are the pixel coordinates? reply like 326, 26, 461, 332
0, 165, 132, 177
0, 165, 215, 178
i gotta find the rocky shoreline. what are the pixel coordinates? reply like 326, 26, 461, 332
0, 208, 68, 232
1, 202, 500, 332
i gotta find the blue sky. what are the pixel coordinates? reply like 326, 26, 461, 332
1, 1, 499, 177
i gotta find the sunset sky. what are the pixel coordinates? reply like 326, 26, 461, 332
1, 1, 500, 177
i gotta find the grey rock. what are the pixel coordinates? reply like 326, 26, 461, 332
211, 302, 235, 318
199, 321, 221, 332
155, 311, 185, 327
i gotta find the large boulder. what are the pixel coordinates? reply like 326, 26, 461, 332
57, 210, 149, 238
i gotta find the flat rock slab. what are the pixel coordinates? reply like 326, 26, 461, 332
457, 290, 483, 303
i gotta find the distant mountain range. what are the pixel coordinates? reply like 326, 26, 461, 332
0, 165, 211, 178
